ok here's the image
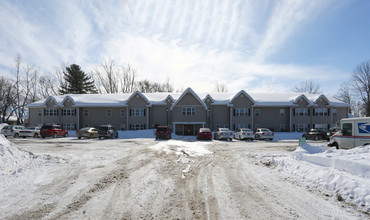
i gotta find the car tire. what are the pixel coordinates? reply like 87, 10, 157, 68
115, 133, 118, 139
90, 134, 93, 139
34, 133, 39, 138
78, 136, 81, 139
14, 133, 19, 138
53, 133, 57, 138
64, 133, 68, 138
315, 136, 319, 141
333, 142, 339, 149
41, 136, 45, 139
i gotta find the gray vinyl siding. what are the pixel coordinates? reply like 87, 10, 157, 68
29, 108, 42, 126
150, 105, 168, 128
127, 94, 148, 129
171, 93, 207, 123
231, 94, 254, 130
211, 105, 230, 130
79, 107, 123, 129
254, 107, 288, 131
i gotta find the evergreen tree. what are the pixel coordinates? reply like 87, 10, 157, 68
59, 64, 97, 94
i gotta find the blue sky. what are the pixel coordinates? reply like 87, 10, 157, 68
0, 0, 369, 96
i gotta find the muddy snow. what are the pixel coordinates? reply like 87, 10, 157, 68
0, 131, 369, 219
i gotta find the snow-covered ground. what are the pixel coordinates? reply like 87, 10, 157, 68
0, 131, 369, 219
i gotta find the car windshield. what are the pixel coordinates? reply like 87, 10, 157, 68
261, 129, 270, 132
241, 129, 251, 132
200, 128, 211, 132
42, 125, 52, 129
27, 127, 36, 130
219, 128, 229, 131
81, 128, 90, 131
99, 126, 108, 131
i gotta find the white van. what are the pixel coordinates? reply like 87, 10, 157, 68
328, 117, 370, 149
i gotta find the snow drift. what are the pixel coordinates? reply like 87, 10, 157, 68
276, 143, 370, 212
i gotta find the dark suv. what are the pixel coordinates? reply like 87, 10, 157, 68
155, 126, 171, 140
98, 125, 118, 139
40, 124, 68, 138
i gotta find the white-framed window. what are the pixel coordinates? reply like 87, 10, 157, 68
45, 108, 58, 116
120, 109, 125, 117
63, 123, 75, 130
216, 124, 229, 129
295, 124, 308, 132
314, 108, 328, 116
84, 109, 89, 117
235, 124, 249, 129
255, 109, 260, 117
106, 109, 112, 117
62, 108, 75, 116
295, 108, 308, 116
315, 124, 328, 131
280, 109, 285, 117
131, 108, 144, 117
182, 107, 196, 116
235, 108, 249, 116
131, 124, 145, 130
280, 124, 285, 131
38, 109, 42, 116
332, 109, 337, 116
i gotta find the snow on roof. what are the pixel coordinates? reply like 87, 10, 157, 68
27, 89, 349, 108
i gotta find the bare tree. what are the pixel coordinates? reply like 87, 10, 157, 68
213, 82, 228, 92
293, 80, 321, 94
136, 78, 174, 93
0, 76, 15, 122
334, 82, 354, 114
38, 74, 59, 98
352, 60, 370, 116
93, 59, 137, 93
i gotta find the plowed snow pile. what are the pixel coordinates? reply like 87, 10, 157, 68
275, 143, 370, 213
0, 135, 63, 177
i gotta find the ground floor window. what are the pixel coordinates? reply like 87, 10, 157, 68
131, 124, 145, 130
216, 124, 229, 130
280, 124, 285, 131
63, 123, 76, 130
295, 124, 308, 132
120, 124, 126, 130
234, 124, 249, 130
315, 124, 328, 131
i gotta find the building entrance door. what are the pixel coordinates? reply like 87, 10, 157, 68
184, 125, 194, 136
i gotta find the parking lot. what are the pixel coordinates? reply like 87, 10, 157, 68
1, 133, 364, 219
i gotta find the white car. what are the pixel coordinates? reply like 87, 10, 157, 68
1, 125, 25, 138
19, 126, 41, 138
255, 128, 274, 141
234, 128, 254, 140
214, 128, 233, 141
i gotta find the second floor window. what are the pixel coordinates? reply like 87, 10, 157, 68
295, 108, 308, 116
131, 108, 145, 116
235, 108, 249, 116
120, 109, 125, 117
62, 108, 75, 116
183, 107, 196, 116
315, 108, 328, 116
45, 108, 58, 116
84, 109, 89, 117
106, 109, 112, 117
255, 109, 260, 117
280, 109, 285, 117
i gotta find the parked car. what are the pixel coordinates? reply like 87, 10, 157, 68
197, 128, 212, 140
40, 124, 68, 138
234, 128, 254, 141
1, 125, 25, 138
214, 128, 233, 141
255, 128, 274, 141
155, 126, 171, 140
302, 129, 329, 141
19, 126, 40, 138
76, 127, 99, 139
98, 125, 118, 139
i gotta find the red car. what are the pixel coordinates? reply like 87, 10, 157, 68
40, 124, 68, 138
155, 126, 171, 140
197, 128, 212, 140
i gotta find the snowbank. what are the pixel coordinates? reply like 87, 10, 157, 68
0, 135, 64, 177
276, 143, 370, 212
150, 139, 213, 157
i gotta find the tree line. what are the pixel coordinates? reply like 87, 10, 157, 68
0, 56, 176, 123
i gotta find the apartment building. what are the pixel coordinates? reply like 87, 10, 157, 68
27, 88, 349, 135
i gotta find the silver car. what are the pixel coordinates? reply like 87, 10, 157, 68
214, 128, 233, 141
19, 126, 41, 138
255, 128, 274, 141
1, 125, 25, 138
234, 128, 254, 140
